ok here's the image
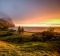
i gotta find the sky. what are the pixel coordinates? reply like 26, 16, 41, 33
0, 0, 60, 27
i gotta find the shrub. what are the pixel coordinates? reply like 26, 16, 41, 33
0, 31, 13, 37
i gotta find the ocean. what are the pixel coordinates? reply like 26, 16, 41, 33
9, 27, 60, 32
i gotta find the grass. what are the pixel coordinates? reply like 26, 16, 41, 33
0, 31, 60, 56
22, 31, 34, 36
0, 41, 59, 56
0, 41, 19, 56
0, 40, 60, 56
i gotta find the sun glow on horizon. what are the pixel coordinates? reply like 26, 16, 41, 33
15, 23, 60, 27
15, 24, 48, 27
15, 19, 60, 27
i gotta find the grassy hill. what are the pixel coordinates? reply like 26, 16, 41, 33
0, 41, 60, 56
0, 31, 60, 56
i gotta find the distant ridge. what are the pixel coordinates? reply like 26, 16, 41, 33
0, 12, 15, 28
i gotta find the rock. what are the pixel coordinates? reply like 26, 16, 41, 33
0, 12, 15, 28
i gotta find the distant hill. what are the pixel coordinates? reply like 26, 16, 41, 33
0, 12, 15, 28
0, 19, 15, 28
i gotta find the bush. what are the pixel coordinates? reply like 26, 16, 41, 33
31, 31, 59, 42
0, 31, 13, 37
31, 33, 45, 41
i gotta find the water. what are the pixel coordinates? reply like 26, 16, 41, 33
9, 27, 60, 32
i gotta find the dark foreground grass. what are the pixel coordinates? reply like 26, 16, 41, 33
6, 41, 60, 56
0, 40, 60, 56
0, 32, 60, 56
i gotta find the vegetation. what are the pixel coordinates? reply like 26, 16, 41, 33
0, 27, 60, 56
18, 26, 24, 34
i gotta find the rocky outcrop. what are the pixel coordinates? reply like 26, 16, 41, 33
0, 19, 15, 28
0, 12, 15, 28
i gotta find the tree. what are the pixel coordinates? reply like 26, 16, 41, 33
18, 26, 21, 34
21, 27, 24, 33
18, 26, 24, 34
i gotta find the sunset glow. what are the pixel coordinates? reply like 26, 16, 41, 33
0, 1, 60, 56
15, 19, 60, 27
0, 0, 60, 27
16, 23, 60, 27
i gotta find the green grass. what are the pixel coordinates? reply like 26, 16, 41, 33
0, 31, 60, 56
7, 41, 60, 56
0, 40, 60, 56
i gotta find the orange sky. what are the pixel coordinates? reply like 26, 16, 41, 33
0, 0, 60, 27
15, 11, 60, 26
